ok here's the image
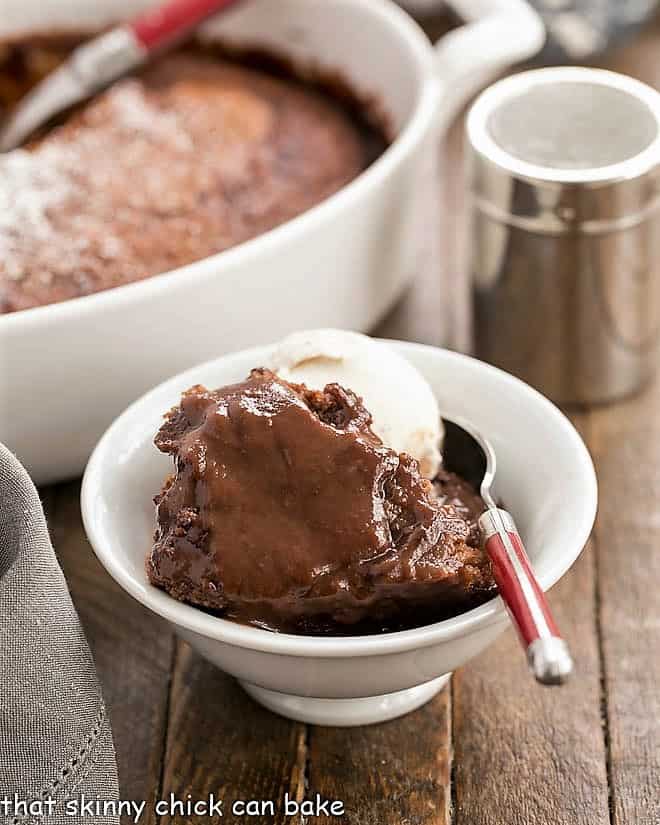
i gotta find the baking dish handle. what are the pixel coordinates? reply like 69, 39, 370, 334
433, 0, 545, 133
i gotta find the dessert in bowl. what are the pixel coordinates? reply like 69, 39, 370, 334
147, 332, 495, 635
82, 335, 597, 726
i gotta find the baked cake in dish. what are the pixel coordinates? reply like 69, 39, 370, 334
0, 51, 385, 313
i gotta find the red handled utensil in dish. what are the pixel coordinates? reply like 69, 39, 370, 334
0, 0, 241, 152
442, 417, 573, 685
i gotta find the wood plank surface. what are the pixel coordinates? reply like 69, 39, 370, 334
451, 417, 610, 825
157, 641, 304, 825
589, 382, 660, 825
307, 688, 452, 825
37, 12, 660, 825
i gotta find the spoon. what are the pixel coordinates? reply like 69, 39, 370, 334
442, 416, 573, 685
0, 0, 241, 152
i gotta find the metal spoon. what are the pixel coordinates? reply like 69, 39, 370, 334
0, 0, 241, 152
442, 416, 573, 686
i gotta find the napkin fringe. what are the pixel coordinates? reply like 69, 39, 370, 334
40, 704, 108, 800
6, 706, 113, 825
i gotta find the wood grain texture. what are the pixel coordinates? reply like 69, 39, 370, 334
45, 481, 173, 825
589, 380, 660, 825
593, 13, 660, 88
37, 15, 660, 825
307, 687, 452, 825
452, 416, 610, 825
158, 641, 304, 825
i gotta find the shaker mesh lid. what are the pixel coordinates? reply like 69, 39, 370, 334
467, 67, 660, 230
488, 82, 657, 172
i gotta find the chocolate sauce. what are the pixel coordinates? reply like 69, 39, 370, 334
433, 468, 486, 548
148, 370, 496, 635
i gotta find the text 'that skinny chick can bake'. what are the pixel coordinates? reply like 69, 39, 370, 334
467, 67, 660, 405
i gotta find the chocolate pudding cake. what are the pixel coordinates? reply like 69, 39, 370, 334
147, 370, 495, 635
0, 50, 386, 313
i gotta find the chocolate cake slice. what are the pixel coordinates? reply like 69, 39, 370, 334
147, 369, 495, 634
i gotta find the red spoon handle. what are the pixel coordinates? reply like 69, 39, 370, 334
131, 0, 239, 50
479, 509, 573, 685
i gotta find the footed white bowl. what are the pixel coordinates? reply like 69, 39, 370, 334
81, 341, 597, 726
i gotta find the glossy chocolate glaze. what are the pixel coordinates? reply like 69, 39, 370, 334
148, 370, 496, 634
433, 468, 486, 548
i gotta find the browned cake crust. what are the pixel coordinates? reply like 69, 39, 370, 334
147, 369, 495, 635
1, 53, 374, 313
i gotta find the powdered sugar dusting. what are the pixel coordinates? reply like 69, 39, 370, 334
0, 148, 74, 280
104, 82, 194, 152
0, 140, 128, 291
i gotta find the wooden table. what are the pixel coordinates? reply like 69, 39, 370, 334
43, 17, 660, 825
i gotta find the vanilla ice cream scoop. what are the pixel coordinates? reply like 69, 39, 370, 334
270, 329, 442, 478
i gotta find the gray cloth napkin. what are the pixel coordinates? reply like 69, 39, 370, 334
0, 444, 119, 825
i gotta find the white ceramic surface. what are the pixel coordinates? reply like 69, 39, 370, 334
0, 0, 544, 484
240, 675, 451, 726
81, 341, 597, 726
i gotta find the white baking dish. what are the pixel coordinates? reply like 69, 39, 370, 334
0, 0, 544, 483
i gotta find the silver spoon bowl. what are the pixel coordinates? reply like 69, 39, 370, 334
442, 416, 574, 686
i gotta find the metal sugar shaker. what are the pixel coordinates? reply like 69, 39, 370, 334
467, 67, 660, 405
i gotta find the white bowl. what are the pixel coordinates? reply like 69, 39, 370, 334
0, 0, 545, 484
81, 341, 597, 726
